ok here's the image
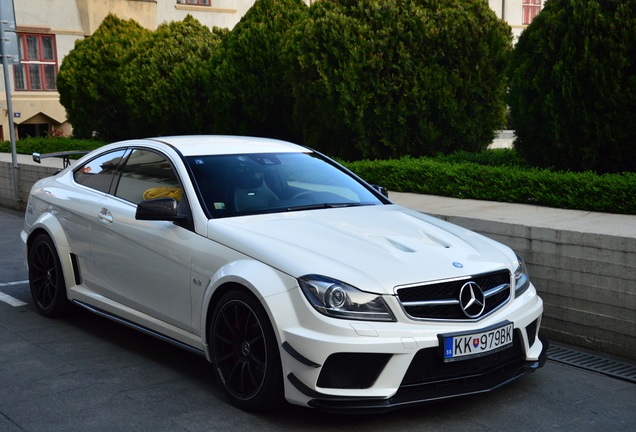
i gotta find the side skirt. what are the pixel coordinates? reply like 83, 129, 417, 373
72, 300, 207, 359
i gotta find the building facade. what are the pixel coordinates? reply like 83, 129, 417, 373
0, 0, 544, 141
489, 0, 544, 40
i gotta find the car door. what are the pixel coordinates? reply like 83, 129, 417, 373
88, 148, 196, 332
61, 148, 129, 291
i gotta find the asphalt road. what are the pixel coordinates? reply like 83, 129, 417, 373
1, 205, 635, 432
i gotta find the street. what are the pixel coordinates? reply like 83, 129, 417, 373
1, 205, 635, 432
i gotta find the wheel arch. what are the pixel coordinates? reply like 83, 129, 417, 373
204, 280, 287, 410
26, 215, 75, 292
204, 281, 249, 347
201, 261, 297, 357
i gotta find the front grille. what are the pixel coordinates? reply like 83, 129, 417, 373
396, 270, 511, 320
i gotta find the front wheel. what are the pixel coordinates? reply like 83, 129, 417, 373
210, 289, 284, 411
28, 233, 72, 317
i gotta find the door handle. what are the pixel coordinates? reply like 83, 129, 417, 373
98, 208, 113, 223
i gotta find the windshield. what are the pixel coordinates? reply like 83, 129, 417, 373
186, 152, 385, 218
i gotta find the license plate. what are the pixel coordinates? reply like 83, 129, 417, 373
441, 321, 514, 362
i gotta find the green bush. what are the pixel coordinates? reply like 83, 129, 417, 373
57, 14, 150, 141
0, 137, 104, 156
285, 0, 512, 160
121, 15, 224, 138
432, 148, 529, 168
507, 0, 636, 173
207, 0, 308, 141
345, 157, 636, 214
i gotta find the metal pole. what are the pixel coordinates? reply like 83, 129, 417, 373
0, 10, 20, 209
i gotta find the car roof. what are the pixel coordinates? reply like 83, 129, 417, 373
146, 135, 310, 157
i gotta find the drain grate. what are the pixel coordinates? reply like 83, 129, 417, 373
548, 344, 636, 383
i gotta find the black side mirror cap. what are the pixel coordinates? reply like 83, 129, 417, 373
135, 198, 179, 221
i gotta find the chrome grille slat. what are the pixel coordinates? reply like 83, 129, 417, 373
484, 283, 509, 297
401, 299, 459, 307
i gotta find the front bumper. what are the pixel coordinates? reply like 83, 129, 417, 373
303, 333, 548, 413
269, 284, 546, 411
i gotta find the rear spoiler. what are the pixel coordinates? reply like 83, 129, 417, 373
33, 151, 91, 169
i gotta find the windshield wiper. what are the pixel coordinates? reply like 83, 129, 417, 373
285, 202, 369, 212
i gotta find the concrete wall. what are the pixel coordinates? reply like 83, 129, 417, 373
0, 158, 59, 210
2, 159, 635, 361
439, 215, 635, 361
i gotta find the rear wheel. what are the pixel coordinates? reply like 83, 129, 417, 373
210, 289, 284, 411
28, 234, 72, 317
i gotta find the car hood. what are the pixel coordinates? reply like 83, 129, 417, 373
207, 204, 515, 294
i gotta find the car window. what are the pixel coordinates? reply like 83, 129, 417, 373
114, 149, 182, 204
186, 152, 384, 218
73, 150, 128, 193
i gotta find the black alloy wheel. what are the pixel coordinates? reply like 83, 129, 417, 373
211, 290, 283, 411
28, 234, 71, 317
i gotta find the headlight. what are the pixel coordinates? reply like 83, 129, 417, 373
298, 275, 396, 322
514, 253, 531, 296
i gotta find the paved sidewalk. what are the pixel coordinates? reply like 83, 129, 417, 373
389, 191, 636, 238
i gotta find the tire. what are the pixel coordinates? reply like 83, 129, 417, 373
210, 289, 284, 411
28, 233, 72, 317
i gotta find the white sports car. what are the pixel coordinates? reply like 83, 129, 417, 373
22, 136, 547, 412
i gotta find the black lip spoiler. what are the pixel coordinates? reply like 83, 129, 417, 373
32, 151, 91, 168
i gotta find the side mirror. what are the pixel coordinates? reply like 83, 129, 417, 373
372, 184, 389, 198
135, 198, 179, 221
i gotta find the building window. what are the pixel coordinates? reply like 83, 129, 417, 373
13, 34, 58, 91
522, 0, 542, 25
177, 0, 211, 5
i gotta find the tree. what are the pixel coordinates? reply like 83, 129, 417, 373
285, 0, 512, 160
207, 0, 308, 141
57, 14, 149, 141
120, 15, 224, 138
507, 0, 636, 173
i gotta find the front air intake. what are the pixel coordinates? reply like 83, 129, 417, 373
317, 353, 392, 389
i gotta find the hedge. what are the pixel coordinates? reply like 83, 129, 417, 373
344, 157, 636, 214
56, 14, 150, 141
2, 139, 633, 215
284, 0, 512, 160
507, 0, 636, 173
